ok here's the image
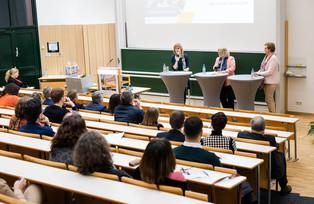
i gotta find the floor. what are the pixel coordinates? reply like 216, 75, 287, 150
141, 94, 314, 197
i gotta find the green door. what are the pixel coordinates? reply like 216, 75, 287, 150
0, 30, 14, 84
12, 28, 41, 87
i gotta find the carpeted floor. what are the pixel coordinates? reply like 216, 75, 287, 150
260, 189, 314, 204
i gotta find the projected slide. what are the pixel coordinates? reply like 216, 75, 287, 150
145, 0, 254, 24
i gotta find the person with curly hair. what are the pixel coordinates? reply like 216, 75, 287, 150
73, 131, 130, 177
49, 113, 87, 164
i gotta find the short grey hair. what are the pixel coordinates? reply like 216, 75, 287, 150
121, 91, 133, 105
250, 116, 266, 132
43, 87, 52, 99
92, 91, 103, 104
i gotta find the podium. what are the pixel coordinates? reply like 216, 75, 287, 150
228, 74, 264, 110
194, 72, 228, 107
160, 71, 192, 104
66, 75, 93, 93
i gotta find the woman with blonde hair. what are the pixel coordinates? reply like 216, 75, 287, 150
5, 67, 24, 87
213, 48, 236, 109
171, 43, 190, 71
141, 107, 163, 129
170, 43, 190, 104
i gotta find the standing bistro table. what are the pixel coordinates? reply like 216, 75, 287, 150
160, 71, 192, 104
228, 74, 264, 110
194, 72, 228, 107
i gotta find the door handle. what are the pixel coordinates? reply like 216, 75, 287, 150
16, 47, 19, 57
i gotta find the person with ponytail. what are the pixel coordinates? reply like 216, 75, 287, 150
5, 67, 24, 87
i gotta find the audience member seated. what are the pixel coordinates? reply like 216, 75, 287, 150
0, 177, 42, 204
141, 107, 163, 129
19, 98, 55, 136
85, 91, 106, 112
5, 67, 24, 87
201, 112, 236, 152
157, 111, 185, 142
174, 117, 221, 166
73, 131, 130, 177
114, 91, 144, 124
50, 113, 87, 164
9, 97, 31, 130
107, 93, 120, 114
0, 83, 20, 107
67, 90, 85, 110
31, 92, 42, 102
42, 87, 53, 106
132, 139, 187, 190
238, 116, 292, 195
43, 88, 75, 123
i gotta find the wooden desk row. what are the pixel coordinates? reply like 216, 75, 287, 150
9, 88, 299, 160
0, 130, 266, 204
0, 156, 209, 204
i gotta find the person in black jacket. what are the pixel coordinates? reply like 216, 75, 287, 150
174, 117, 221, 166
114, 91, 144, 124
43, 88, 75, 123
238, 116, 292, 195
5, 67, 24, 87
157, 110, 185, 142
170, 43, 190, 103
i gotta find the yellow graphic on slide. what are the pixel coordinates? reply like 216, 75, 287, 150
176, 11, 195, 23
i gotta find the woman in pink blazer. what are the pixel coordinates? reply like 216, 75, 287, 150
213, 48, 236, 109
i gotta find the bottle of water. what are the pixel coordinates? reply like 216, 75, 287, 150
166, 66, 169, 72
163, 64, 166, 72
251, 68, 255, 78
202, 64, 206, 73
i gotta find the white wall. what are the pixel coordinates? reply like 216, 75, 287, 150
36, 0, 116, 25
125, 0, 277, 52
287, 0, 314, 113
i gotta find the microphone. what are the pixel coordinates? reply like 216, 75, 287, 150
106, 58, 114, 66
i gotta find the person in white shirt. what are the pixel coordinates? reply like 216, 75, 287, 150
255, 42, 280, 112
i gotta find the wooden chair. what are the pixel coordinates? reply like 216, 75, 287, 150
185, 190, 208, 202
8, 130, 41, 139
41, 135, 53, 141
158, 185, 183, 195
203, 146, 233, 154
0, 114, 11, 119
0, 128, 8, 133
129, 123, 159, 130
23, 155, 67, 169
91, 172, 119, 181
169, 140, 183, 147
79, 109, 101, 114
67, 164, 78, 172
121, 177, 158, 190
80, 116, 100, 122
0, 150, 23, 159
176, 159, 214, 170
234, 137, 270, 146
99, 119, 128, 126
124, 133, 150, 141
214, 166, 237, 175
118, 148, 143, 157
0, 193, 30, 204
234, 151, 257, 158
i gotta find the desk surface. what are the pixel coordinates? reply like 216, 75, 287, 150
0, 108, 294, 139
0, 132, 246, 189
77, 96, 299, 124
0, 156, 209, 204
9, 88, 299, 124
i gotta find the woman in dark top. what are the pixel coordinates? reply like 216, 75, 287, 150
132, 139, 187, 190
170, 43, 190, 103
171, 43, 190, 71
5, 67, 24, 87
141, 107, 163, 129
107, 93, 120, 114
73, 131, 130, 178
50, 113, 87, 164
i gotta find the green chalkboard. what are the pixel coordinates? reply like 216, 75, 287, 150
121, 48, 265, 102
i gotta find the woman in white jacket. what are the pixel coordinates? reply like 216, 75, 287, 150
256, 42, 280, 112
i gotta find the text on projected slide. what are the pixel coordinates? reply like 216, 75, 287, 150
145, 0, 254, 24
